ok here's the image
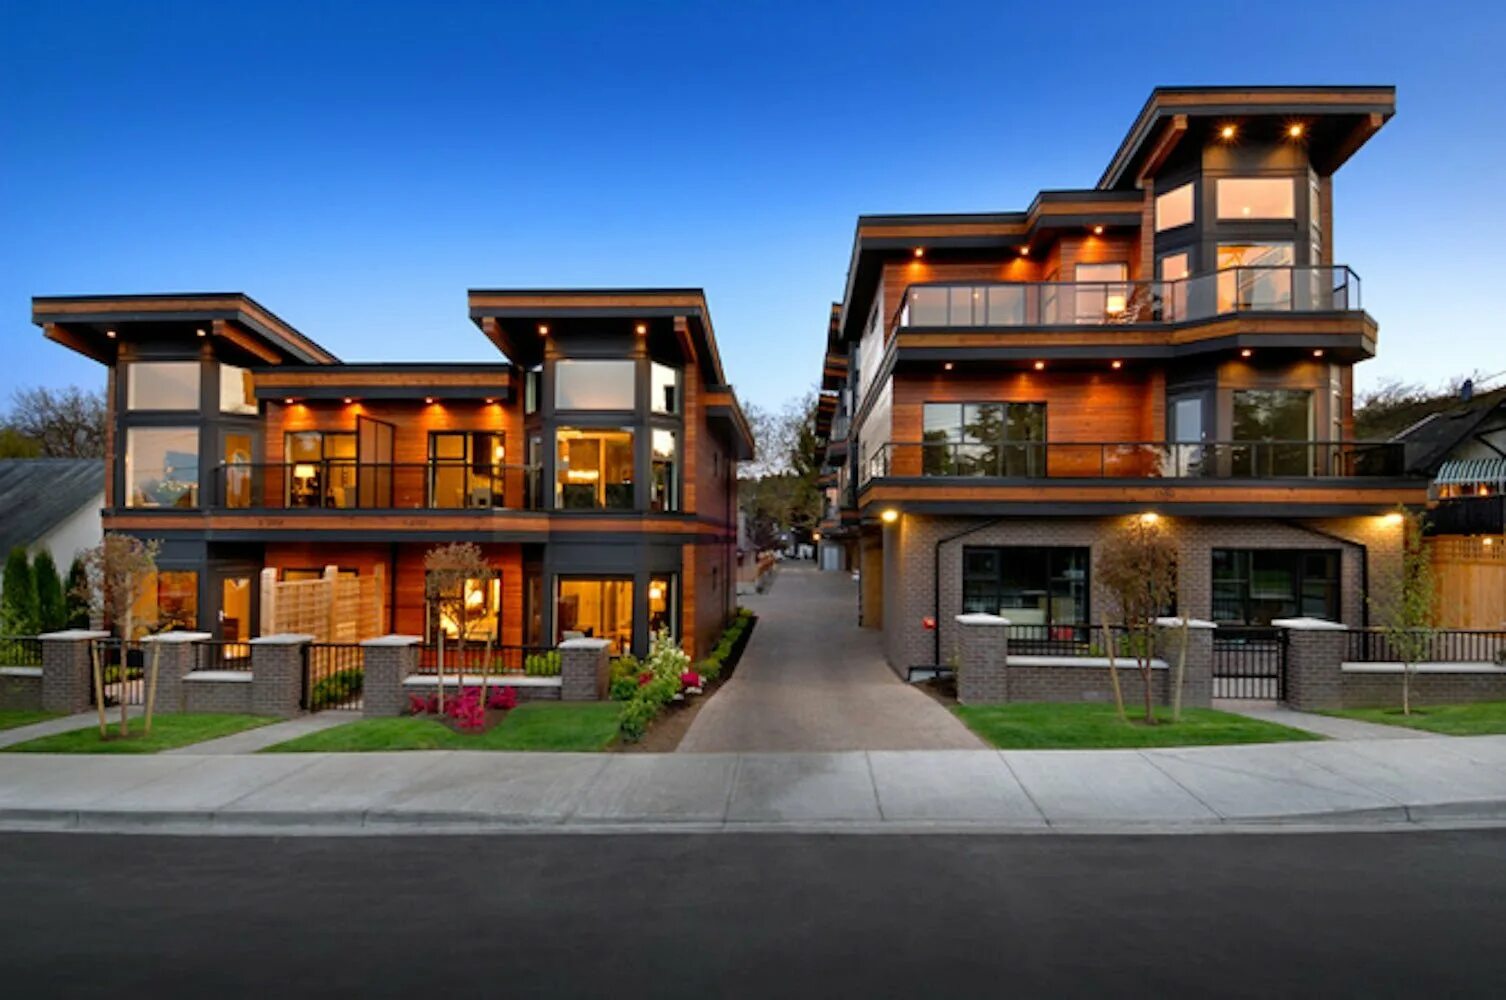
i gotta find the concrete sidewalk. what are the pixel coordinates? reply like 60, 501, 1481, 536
3, 735, 1505, 835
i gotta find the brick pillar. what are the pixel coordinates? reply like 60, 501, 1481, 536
955, 613, 1010, 705
250, 634, 312, 718
1153, 617, 1216, 709
139, 632, 212, 714
40, 630, 109, 714
559, 639, 610, 701
1276, 617, 1348, 711
361, 635, 421, 717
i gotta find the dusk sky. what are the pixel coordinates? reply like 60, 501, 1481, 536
3, 0, 1504, 414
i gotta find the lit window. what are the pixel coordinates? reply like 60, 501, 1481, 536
1216, 178, 1295, 220
219, 364, 256, 414
130, 570, 200, 636
127, 362, 200, 411
1154, 183, 1194, 231
651, 428, 678, 512
651, 362, 679, 414
557, 577, 634, 654
556, 427, 634, 509
125, 427, 199, 508
555, 359, 636, 410
426, 575, 500, 643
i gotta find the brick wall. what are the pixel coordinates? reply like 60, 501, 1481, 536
0, 669, 43, 711
184, 676, 254, 714
1007, 662, 1169, 705
1341, 668, 1506, 708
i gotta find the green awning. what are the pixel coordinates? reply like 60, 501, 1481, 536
1435, 458, 1506, 488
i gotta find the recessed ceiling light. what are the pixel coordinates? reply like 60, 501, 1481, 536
943, 362, 954, 371
196, 328, 207, 338
635, 323, 647, 335
913, 247, 925, 258
105, 329, 117, 339
1220, 124, 1237, 140
537, 324, 549, 336
1288, 123, 1305, 138
1092, 225, 1104, 235
1240, 348, 1253, 358
283, 397, 295, 405
1111, 360, 1123, 369
425, 396, 435, 405
1033, 360, 1045, 370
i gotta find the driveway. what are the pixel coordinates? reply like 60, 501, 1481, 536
678, 564, 984, 752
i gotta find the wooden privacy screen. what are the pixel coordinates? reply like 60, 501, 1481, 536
259, 565, 386, 642
1428, 536, 1505, 629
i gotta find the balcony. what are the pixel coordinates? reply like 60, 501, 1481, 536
861, 440, 1406, 485
896, 266, 1361, 331
213, 462, 544, 511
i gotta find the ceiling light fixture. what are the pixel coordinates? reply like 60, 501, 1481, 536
880, 509, 899, 524
1092, 225, 1104, 235
196, 328, 207, 338
635, 323, 647, 335
913, 247, 925, 258
1033, 360, 1045, 370
1288, 123, 1305, 139
943, 362, 954, 371
1240, 348, 1253, 358
105, 329, 117, 339
1220, 124, 1237, 140
537, 324, 549, 336
1313, 349, 1325, 358
1111, 360, 1123, 370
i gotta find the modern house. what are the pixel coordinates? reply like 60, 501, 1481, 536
0, 458, 105, 597
814, 85, 1433, 675
32, 290, 752, 657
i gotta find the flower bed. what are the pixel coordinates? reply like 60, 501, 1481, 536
407, 684, 520, 733
613, 609, 756, 742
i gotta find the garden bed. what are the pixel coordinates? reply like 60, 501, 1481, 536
954, 702, 1322, 749
613, 611, 757, 749
262, 703, 624, 752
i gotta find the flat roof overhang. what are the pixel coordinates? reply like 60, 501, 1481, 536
253, 363, 513, 402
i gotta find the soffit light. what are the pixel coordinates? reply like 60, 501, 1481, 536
1033, 361, 1045, 370
537, 324, 549, 336
1220, 124, 1237, 140
1111, 360, 1123, 370
913, 247, 925, 258
1240, 348, 1253, 358
1288, 123, 1305, 139
880, 509, 899, 524
1139, 512, 1160, 526
1092, 225, 1104, 235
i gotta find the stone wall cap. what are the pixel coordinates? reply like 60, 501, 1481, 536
140, 631, 214, 644
1153, 616, 1218, 630
1272, 617, 1348, 631
250, 633, 316, 645
559, 638, 611, 651
361, 635, 423, 647
39, 630, 111, 641
955, 613, 1011, 627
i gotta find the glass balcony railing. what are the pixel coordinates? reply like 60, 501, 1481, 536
860, 440, 1406, 486
213, 462, 544, 511
896, 266, 1361, 330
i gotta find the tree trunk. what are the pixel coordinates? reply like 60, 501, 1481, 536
1402, 663, 1411, 716
435, 634, 446, 713
91, 639, 107, 737
1101, 616, 1126, 722
1172, 617, 1190, 723
144, 641, 161, 736
119, 613, 132, 737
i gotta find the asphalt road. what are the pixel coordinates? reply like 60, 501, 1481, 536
3, 830, 1504, 998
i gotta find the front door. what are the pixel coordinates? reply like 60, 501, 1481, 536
1169, 395, 1205, 476
214, 574, 254, 667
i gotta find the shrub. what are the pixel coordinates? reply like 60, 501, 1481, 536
609, 676, 638, 701
33, 551, 65, 632
525, 650, 562, 676
1, 548, 38, 636
610, 654, 641, 682
65, 556, 90, 628
308, 668, 363, 709
619, 698, 658, 741
487, 686, 519, 711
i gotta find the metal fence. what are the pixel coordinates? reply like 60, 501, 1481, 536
90, 639, 146, 707
0, 636, 42, 667
194, 640, 254, 672
1346, 629, 1506, 665
414, 644, 558, 676
1004, 624, 1143, 658
302, 643, 365, 711
1212, 627, 1287, 700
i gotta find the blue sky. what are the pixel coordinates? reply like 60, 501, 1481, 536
3, 0, 1504, 413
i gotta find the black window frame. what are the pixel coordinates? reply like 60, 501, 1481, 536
961, 545, 1091, 626
1211, 548, 1340, 625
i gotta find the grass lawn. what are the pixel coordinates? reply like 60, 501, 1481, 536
263, 702, 624, 753
3, 714, 274, 754
0, 710, 60, 732
955, 702, 1322, 749
1321, 701, 1506, 736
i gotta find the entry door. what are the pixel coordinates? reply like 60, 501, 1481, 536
214, 574, 254, 667
1169, 396, 1206, 476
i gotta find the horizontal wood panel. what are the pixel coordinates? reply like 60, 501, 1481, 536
859, 483, 1425, 506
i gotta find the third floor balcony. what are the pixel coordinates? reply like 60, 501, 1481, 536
212, 462, 545, 511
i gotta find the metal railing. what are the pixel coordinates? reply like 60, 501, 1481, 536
862, 440, 1406, 485
90, 639, 146, 707
213, 462, 543, 511
0, 636, 42, 667
1346, 629, 1506, 665
896, 266, 1361, 331
1213, 627, 1287, 700
1003, 623, 1142, 658
414, 644, 558, 676
194, 640, 253, 672
302, 643, 365, 711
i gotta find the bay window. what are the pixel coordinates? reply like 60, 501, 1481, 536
125, 427, 199, 508
555, 359, 635, 411
556, 428, 634, 509
127, 361, 200, 411
557, 577, 634, 653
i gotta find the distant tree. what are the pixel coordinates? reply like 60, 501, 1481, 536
738, 391, 823, 550
1095, 516, 1179, 725
1, 548, 39, 636
76, 535, 161, 737
65, 556, 91, 628
0, 427, 42, 458
6, 386, 107, 458
32, 550, 66, 632
1368, 507, 1436, 716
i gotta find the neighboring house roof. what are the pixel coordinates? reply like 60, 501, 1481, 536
0, 459, 105, 557
1393, 391, 1506, 476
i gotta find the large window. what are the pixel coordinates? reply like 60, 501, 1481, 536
1212, 549, 1339, 624
284, 431, 357, 508
1073, 262, 1130, 323
429, 432, 505, 508
130, 570, 199, 636
556, 428, 634, 509
963, 547, 1089, 626
1217, 242, 1294, 311
648, 573, 677, 639
426, 574, 501, 643
555, 359, 635, 411
1216, 177, 1295, 220
1155, 182, 1194, 231
125, 427, 199, 508
922, 402, 1046, 476
651, 362, 679, 414
127, 362, 200, 411
1232, 389, 1312, 475
651, 428, 678, 512
219, 364, 257, 414
557, 577, 634, 653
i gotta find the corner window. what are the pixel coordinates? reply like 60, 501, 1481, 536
962, 546, 1089, 626
651, 428, 678, 512
651, 362, 680, 414
125, 427, 199, 508
1217, 242, 1295, 311
127, 362, 200, 411
219, 364, 257, 414
1216, 177, 1295, 220
1154, 182, 1194, 232
555, 359, 635, 411
556, 427, 634, 510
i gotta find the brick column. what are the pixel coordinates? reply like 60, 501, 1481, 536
361, 635, 421, 717
955, 613, 1010, 705
250, 634, 313, 718
40, 630, 109, 714
139, 632, 212, 714
1153, 617, 1216, 709
1275, 617, 1347, 711
559, 639, 610, 701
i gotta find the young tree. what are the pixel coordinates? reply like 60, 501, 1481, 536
1369, 507, 1436, 716
6, 386, 107, 458
1096, 515, 1179, 725
65, 556, 91, 628
423, 542, 493, 713
75, 535, 161, 737
1, 547, 39, 636
33, 551, 66, 632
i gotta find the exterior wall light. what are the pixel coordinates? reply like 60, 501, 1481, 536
1139, 512, 1160, 526
880, 509, 899, 524
1220, 124, 1237, 140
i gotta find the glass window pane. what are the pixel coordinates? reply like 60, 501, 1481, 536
908, 287, 948, 326
651, 362, 679, 414
985, 286, 1025, 325
648, 574, 676, 639
125, 427, 199, 508
1155, 182, 1194, 231
555, 360, 636, 410
557, 578, 634, 654
652, 428, 678, 512
1217, 243, 1295, 311
922, 404, 963, 443
1158, 252, 1189, 282
132, 570, 199, 636
219, 364, 256, 414
1217, 177, 1295, 220
127, 362, 200, 411
556, 427, 634, 510
962, 404, 1004, 445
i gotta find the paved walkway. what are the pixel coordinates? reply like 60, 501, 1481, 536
679, 566, 985, 752
1216, 700, 1436, 741
163, 711, 360, 755
2, 735, 1505, 834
